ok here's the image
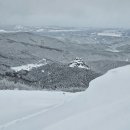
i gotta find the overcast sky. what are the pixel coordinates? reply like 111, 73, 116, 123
0, 0, 130, 28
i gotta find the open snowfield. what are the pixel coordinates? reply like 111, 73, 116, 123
0, 65, 130, 130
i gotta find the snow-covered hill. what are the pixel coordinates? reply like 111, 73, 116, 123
44, 65, 130, 130
0, 65, 130, 130
69, 57, 90, 69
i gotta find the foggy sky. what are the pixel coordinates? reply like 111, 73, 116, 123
0, 0, 130, 28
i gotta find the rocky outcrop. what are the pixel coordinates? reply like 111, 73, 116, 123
68, 57, 90, 69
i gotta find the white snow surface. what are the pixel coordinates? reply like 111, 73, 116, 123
0, 30, 7, 33
48, 29, 80, 32
97, 32, 122, 37
36, 29, 45, 32
14, 25, 24, 30
11, 59, 47, 72
0, 65, 130, 130
106, 48, 120, 52
69, 58, 90, 69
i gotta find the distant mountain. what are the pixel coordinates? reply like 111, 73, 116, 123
0, 29, 130, 91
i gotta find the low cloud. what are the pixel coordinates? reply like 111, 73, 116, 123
0, 0, 130, 28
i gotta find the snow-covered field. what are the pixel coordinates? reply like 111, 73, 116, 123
0, 65, 130, 130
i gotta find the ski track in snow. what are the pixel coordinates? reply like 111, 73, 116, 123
0, 102, 65, 129
0, 91, 79, 130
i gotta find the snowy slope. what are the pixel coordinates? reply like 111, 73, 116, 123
11, 59, 47, 72
0, 65, 130, 130
44, 65, 130, 130
0, 91, 80, 130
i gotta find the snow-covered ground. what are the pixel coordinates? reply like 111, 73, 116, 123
69, 58, 90, 69
48, 29, 80, 32
0, 91, 80, 130
0, 29, 7, 33
11, 59, 47, 72
106, 48, 120, 52
0, 65, 130, 130
36, 29, 45, 32
97, 32, 122, 37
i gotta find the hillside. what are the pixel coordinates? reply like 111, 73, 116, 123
0, 65, 130, 130
0, 30, 130, 91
